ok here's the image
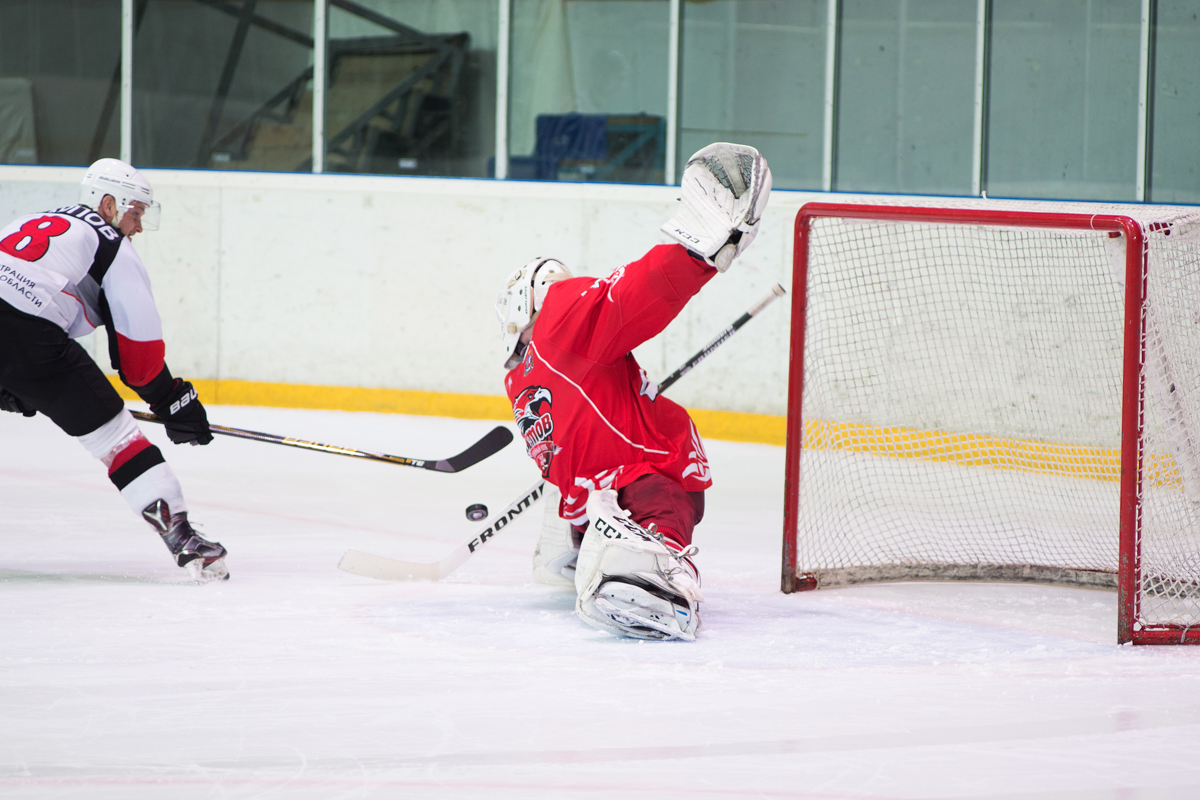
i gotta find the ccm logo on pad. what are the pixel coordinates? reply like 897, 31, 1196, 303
669, 227, 701, 245
594, 516, 643, 541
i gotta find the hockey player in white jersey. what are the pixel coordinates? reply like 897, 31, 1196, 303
0, 158, 228, 580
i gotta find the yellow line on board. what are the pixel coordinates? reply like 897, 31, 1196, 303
805, 418, 1122, 481
104, 375, 1182, 485
687, 408, 788, 446
106, 376, 511, 421
804, 418, 1182, 488
105, 375, 786, 445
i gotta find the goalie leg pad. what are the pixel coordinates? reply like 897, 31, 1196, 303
532, 484, 581, 589
575, 489, 702, 641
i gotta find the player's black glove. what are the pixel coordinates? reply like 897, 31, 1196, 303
0, 388, 36, 417
149, 379, 213, 446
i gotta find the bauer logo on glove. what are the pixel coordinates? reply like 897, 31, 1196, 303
169, 385, 197, 416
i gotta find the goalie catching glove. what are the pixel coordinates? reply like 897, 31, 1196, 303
574, 489, 703, 641
662, 142, 772, 273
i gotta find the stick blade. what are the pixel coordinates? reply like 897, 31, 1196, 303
432, 426, 514, 473
338, 549, 441, 581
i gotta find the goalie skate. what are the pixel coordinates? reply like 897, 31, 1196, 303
592, 577, 699, 641
575, 489, 702, 641
142, 499, 230, 581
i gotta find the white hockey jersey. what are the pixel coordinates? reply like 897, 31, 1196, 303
0, 204, 166, 386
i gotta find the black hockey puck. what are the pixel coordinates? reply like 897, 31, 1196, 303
465, 503, 489, 522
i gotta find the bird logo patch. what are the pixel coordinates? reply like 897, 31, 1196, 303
513, 385, 559, 476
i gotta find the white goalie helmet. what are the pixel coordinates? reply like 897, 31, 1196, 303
80, 158, 161, 231
662, 142, 771, 272
496, 257, 573, 369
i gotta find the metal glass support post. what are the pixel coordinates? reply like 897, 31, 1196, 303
971, 0, 989, 197
666, 0, 681, 185
1136, 0, 1155, 202
121, 0, 133, 162
312, 0, 327, 173
821, 0, 839, 192
494, 0, 511, 179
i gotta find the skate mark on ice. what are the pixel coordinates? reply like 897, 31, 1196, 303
0, 568, 174, 585
357, 585, 1113, 669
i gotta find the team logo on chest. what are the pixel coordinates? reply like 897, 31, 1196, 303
513, 385, 559, 476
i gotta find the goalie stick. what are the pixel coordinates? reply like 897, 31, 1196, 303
338, 282, 787, 581
130, 410, 513, 474
657, 282, 787, 393
340, 479, 549, 580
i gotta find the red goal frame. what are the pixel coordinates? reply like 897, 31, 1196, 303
782, 202, 1199, 645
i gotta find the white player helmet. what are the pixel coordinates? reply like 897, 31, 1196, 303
496, 257, 572, 369
80, 158, 161, 231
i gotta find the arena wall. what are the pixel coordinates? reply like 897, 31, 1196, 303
0, 165, 867, 442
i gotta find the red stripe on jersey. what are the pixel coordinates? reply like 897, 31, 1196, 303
115, 333, 166, 387
60, 289, 100, 329
107, 435, 152, 476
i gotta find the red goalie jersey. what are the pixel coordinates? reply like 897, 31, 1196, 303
504, 244, 717, 525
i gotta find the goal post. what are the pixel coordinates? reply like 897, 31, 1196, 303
783, 200, 1200, 645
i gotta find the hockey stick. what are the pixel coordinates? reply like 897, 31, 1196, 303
657, 283, 787, 393
130, 410, 513, 474
340, 479, 549, 580
338, 282, 787, 581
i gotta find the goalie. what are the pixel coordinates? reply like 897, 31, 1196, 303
495, 143, 772, 640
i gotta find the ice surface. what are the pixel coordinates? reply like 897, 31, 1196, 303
3, 406, 1200, 799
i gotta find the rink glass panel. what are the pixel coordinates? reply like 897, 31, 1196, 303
834, 0, 975, 196
324, 0, 498, 178
783, 201, 1200, 644
985, 0, 1141, 201
0, 0, 121, 166
1149, 1, 1200, 203
133, 0, 315, 171
679, 0, 827, 192
508, 0, 669, 184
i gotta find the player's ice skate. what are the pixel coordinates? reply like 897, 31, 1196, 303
574, 489, 702, 641
142, 499, 229, 581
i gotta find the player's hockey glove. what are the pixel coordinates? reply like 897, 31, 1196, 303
0, 388, 36, 417
149, 378, 213, 446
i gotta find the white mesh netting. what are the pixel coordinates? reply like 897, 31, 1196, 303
793, 200, 1200, 632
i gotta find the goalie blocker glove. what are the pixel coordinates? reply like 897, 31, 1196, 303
533, 484, 583, 589
574, 489, 703, 641
662, 142, 772, 273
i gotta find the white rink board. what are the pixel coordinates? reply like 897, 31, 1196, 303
3, 407, 1200, 799
0, 166, 828, 417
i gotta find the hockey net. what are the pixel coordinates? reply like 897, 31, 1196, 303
783, 200, 1200, 644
